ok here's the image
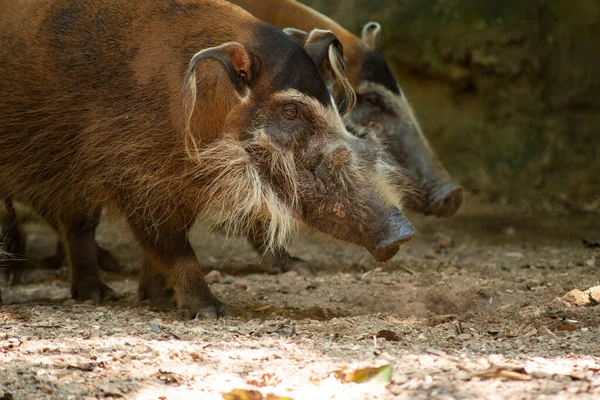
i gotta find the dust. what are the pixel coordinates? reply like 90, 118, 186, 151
0, 201, 599, 399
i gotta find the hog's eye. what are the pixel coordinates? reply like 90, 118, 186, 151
347, 125, 369, 139
283, 104, 299, 119
363, 93, 381, 108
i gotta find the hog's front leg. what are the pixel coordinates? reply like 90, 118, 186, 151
131, 219, 230, 320
247, 222, 313, 276
138, 257, 175, 310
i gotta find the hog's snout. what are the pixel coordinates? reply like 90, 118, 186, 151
430, 183, 463, 218
368, 208, 416, 263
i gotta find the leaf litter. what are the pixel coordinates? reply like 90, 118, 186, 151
1, 205, 600, 399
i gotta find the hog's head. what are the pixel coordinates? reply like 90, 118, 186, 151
308, 22, 464, 218
181, 25, 415, 262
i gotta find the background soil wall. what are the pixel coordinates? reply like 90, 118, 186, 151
303, 0, 600, 210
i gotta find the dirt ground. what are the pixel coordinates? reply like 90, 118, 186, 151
0, 201, 599, 399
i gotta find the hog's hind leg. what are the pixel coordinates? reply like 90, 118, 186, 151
58, 212, 116, 303
45, 236, 122, 273
1, 198, 26, 285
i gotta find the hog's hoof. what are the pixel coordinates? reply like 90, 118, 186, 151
98, 247, 122, 273
265, 255, 313, 276
138, 275, 174, 309
179, 296, 233, 320
139, 287, 175, 310
71, 280, 117, 303
283, 257, 314, 276
43, 254, 64, 270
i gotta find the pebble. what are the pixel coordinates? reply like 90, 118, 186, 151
457, 333, 471, 341
436, 233, 454, 248
426, 348, 448, 357
63, 299, 77, 306
588, 286, 600, 304
586, 259, 595, 267
424, 250, 438, 259
505, 252, 524, 259
282, 270, 299, 278
456, 371, 471, 380
419, 355, 435, 368
562, 289, 589, 306
204, 270, 222, 284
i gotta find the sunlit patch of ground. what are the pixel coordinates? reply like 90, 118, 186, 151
1, 203, 599, 399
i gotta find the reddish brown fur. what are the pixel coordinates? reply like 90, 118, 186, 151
0, 0, 301, 313
229, 0, 463, 218
0, 0, 412, 315
230, 0, 364, 85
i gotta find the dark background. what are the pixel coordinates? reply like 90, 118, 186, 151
303, 0, 600, 214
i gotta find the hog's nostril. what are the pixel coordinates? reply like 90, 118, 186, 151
372, 219, 416, 262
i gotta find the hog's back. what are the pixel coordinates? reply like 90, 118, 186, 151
0, 0, 249, 216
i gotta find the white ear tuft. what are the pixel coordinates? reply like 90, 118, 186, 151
362, 22, 382, 50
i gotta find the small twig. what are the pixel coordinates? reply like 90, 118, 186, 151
25, 325, 63, 329
399, 265, 416, 275
161, 326, 181, 340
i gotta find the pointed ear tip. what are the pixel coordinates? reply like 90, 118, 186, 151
284, 27, 308, 35
363, 22, 381, 33
305, 28, 335, 39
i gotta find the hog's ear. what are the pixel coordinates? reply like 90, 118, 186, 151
182, 42, 254, 156
283, 27, 308, 43
361, 22, 382, 51
298, 29, 344, 70
187, 42, 252, 96
299, 29, 356, 118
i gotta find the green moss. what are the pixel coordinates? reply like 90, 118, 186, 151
301, 0, 600, 207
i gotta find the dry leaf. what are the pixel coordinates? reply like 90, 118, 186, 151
222, 389, 263, 400
555, 318, 584, 331
246, 371, 282, 387
154, 369, 182, 385
374, 329, 401, 341
66, 361, 96, 371
505, 328, 518, 338
334, 365, 393, 384
222, 389, 293, 400
251, 320, 294, 337
99, 382, 123, 397
266, 395, 294, 400
582, 238, 600, 248
523, 326, 538, 338
253, 304, 273, 312
362, 329, 400, 341
472, 367, 531, 381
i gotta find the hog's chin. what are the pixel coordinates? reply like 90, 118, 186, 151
369, 243, 401, 263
